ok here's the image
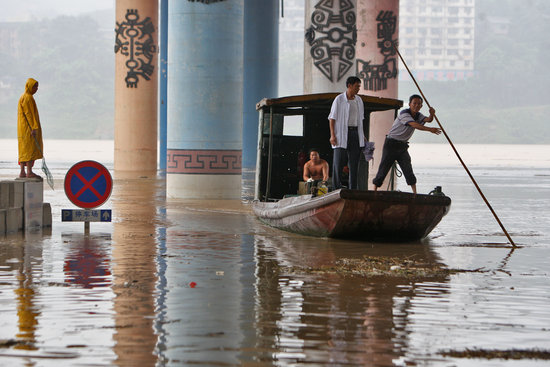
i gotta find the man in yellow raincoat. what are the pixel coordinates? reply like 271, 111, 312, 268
17, 78, 43, 179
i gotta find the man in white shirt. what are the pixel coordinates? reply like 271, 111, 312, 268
328, 76, 365, 190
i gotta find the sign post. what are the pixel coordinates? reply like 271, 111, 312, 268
63, 160, 113, 233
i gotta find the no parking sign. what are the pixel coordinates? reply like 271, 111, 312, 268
64, 160, 113, 209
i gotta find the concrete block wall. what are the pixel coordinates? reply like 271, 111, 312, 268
0, 209, 5, 233
0, 179, 51, 234
43, 203, 52, 227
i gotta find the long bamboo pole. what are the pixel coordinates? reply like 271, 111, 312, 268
394, 45, 517, 247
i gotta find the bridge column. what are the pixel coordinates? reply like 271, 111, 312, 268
167, 1, 244, 199
356, 0, 399, 189
242, 0, 279, 169
114, 0, 159, 173
304, 0, 357, 93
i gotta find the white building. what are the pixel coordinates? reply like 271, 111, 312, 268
399, 0, 476, 81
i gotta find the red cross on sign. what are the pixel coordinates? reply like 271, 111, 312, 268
64, 161, 113, 209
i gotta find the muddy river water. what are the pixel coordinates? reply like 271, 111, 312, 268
0, 142, 549, 366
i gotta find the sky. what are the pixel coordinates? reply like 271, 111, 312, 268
0, 0, 114, 22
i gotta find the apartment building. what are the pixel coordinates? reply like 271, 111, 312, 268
399, 0, 475, 81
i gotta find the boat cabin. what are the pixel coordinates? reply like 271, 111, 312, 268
255, 93, 403, 201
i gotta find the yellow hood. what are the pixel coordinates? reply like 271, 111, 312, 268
25, 78, 38, 94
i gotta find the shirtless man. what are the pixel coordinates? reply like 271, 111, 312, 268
303, 149, 329, 182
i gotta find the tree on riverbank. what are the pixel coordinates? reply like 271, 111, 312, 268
0, 11, 113, 139
402, 0, 550, 144
1, 1, 549, 143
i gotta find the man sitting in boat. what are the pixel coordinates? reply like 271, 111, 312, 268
372, 94, 441, 194
302, 148, 329, 195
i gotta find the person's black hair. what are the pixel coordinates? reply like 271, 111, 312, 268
308, 148, 320, 155
409, 94, 423, 104
346, 76, 361, 87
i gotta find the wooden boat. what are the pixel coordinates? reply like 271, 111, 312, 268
253, 188, 451, 241
253, 93, 451, 241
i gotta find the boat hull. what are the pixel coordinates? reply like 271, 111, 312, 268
253, 189, 451, 242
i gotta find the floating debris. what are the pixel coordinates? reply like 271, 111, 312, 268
440, 348, 550, 360
284, 255, 489, 279
0, 339, 33, 349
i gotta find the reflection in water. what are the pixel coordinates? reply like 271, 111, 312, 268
111, 175, 164, 367
153, 206, 169, 365
13, 234, 43, 351
253, 235, 450, 365
0, 163, 548, 365
63, 234, 112, 288
161, 229, 250, 365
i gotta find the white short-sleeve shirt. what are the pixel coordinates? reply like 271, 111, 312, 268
328, 93, 365, 149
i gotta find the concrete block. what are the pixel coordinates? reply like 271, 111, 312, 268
0, 182, 9, 209
6, 207, 23, 233
11, 181, 25, 208
0, 209, 6, 234
24, 181, 43, 229
43, 203, 52, 227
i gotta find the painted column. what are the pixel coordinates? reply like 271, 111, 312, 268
243, 0, 279, 169
114, 0, 159, 172
304, 0, 357, 93
159, 0, 168, 171
356, 0, 399, 189
167, 1, 243, 199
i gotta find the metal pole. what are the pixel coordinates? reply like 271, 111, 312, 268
159, 0, 168, 171
254, 108, 265, 201
394, 45, 516, 247
265, 107, 274, 201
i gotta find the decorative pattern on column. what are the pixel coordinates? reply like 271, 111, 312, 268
305, 0, 357, 83
167, 149, 242, 174
356, 10, 398, 91
115, 9, 157, 88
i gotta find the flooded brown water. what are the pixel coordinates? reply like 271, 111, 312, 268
1, 142, 550, 366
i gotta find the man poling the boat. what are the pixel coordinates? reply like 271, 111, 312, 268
372, 94, 442, 194
393, 45, 516, 247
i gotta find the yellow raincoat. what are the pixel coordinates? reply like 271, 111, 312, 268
17, 78, 43, 162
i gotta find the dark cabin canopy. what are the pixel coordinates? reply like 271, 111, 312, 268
255, 93, 403, 201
